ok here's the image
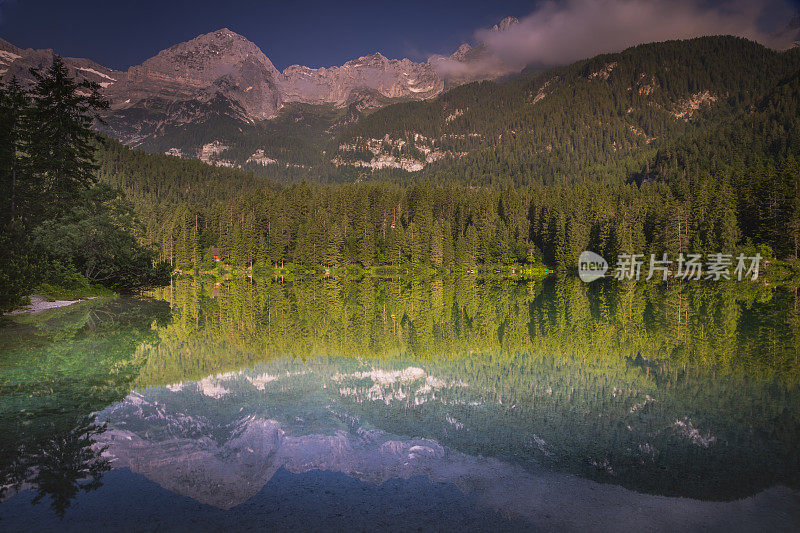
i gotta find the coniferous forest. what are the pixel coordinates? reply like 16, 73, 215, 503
92, 37, 800, 277
2, 36, 800, 311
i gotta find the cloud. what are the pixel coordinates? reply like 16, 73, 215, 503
430, 0, 797, 81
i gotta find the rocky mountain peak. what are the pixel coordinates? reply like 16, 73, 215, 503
0, 38, 25, 77
134, 27, 279, 78
280, 50, 443, 107
492, 16, 519, 33
428, 16, 521, 86
0, 38, 121, 88
205, 27, 242, 40
0, 37, 25, 56
345, 52, 390, 67
450, 43, 473, 62
0, 23, 521, 154
176, 28, 269, 62
105, 27, 282, 119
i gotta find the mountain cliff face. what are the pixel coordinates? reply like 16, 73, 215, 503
102, 28, 451, 120
105, 29, 283, 120
0, 37, 121, 89
282, 53, 444, 106
88, 27, 483, 154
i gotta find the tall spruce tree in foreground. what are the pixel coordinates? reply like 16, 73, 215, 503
0, 77, 29, 227
0, 78, 36, 310
0, 57, 168, 311
25, 56, 108, 223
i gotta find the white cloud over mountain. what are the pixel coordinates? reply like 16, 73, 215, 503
431, 0, 796, 79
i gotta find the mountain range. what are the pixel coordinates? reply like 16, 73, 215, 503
2, 18, 800, 187
0, 18, 520, 160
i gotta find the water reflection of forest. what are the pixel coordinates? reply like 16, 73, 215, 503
139, 275, 800, 499
146, 275, 799, 385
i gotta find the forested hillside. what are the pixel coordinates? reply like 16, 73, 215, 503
110, 36, 800, 187
646, 66, 800, 182
97, 138, 799, 274
83, 36, 800, 273
334, 36, 800, 186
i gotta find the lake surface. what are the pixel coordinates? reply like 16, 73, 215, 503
1, 276, 799, 531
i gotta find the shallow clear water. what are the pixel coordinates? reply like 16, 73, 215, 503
1, 276, 799, 531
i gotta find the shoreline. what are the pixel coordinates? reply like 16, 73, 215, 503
4, 295, 98, 316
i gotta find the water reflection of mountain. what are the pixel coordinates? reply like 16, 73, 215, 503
61, 363, 795, 531
137, 276, 800, 500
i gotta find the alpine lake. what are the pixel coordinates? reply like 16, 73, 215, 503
1, 275, 799, 531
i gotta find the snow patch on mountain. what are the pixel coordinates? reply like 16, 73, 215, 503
76, 66, 117, 81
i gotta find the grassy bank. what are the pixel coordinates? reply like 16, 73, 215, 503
32, 283, 117, 302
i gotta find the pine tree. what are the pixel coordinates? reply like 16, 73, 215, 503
442, 219, 454, 267
553, 214, 570, 269
431, 219, 444, 266
25, 56, 108, 223
464, 225, 478, 269
0, 78, 29, 227
324, 222, 343, 267
784, 159, 800, 259
713, 179, 740, 253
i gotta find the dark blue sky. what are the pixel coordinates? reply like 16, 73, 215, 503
0, 0, 798, 71
0, 0, 540, 70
